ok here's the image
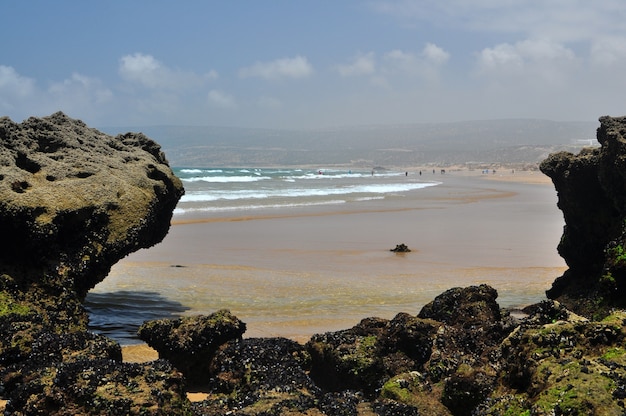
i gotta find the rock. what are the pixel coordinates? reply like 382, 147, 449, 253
0, 330, 190, 415
540, 115, 626, 317
489, 310, 626, 415
304, 286, 520, 414
0, 331, 120, 397
137, 309, 246, 385
306, 317, 389, 396
0, 112, 184, 332
418, 284, 501, 327
5, 359, 189, 415
417, 285, 517, 415
390, 243, 411, 252
0, 113, 184, 413
194, 337, 319, 415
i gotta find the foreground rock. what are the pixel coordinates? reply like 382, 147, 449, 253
138, 310, 246, 385
0, 113, 185, 413
540, 115, 626, 318
135, 286, 626, 415
0, 112, 183, 322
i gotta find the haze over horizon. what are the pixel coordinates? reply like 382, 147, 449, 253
2, 1, 626, 130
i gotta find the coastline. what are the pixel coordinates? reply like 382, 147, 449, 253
100, 169, 566, 363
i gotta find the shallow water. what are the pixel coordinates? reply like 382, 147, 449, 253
87, 262, 564, 344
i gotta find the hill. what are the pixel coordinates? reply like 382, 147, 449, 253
101, 119, 598, 169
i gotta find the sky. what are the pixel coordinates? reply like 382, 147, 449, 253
2, 1, 626, 129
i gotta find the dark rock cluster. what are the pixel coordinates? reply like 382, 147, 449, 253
541, 115, 626, 318
134, 287, 626, 415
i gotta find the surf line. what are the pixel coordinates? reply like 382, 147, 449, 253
170, 188, 517, 226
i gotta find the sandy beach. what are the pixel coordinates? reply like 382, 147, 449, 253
88, 168, 568, 358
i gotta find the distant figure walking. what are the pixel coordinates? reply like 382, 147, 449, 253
405, 172, 408, 176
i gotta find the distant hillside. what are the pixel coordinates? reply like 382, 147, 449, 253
101, 119, 598, 169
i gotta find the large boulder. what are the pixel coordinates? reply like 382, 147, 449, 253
0, 112, 183, 303
540, 115, 626, 317
0, 113, 185, 413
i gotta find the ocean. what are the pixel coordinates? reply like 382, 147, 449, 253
86, 167, 441, 343
85, 168, 565, 345
173, 167, 439, 215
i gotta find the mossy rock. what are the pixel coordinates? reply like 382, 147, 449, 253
380, 372, 450, 415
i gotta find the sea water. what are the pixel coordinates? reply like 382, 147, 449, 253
174, 167, 439, 215
86, 167, 443, 344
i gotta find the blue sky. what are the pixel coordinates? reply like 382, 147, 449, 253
2, 1, 626, 129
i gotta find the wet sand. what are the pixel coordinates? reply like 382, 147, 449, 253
99, 169, 566, 352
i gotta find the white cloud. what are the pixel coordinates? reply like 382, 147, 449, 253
372, 1, 626, 44
591, 36, 626, 67
478, 43, 524, 71
384, 49, 416, 68
208, 89, 237, 109
0, 65, 36, 99
383, 44, 450, 79
477, 39, 577, 83
48, 73, 113, 104
422, 43, 450, 65
119, 53, 218, 89
336, 52, 376, 76
239, 56, 313, 80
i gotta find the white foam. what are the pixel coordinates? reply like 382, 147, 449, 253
174, 199, 347, 214
179, 181, 439, 203
179, 168, 223, 174
182, 175, 271, 183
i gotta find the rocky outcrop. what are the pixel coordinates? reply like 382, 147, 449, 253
0, 113, 185, 414
0, 111, 184, 330
137, 310, 246, 385
540, 116, 626, 318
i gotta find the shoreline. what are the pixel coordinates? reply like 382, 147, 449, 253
113, 169, 563, 404
97, 169, 564, 361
